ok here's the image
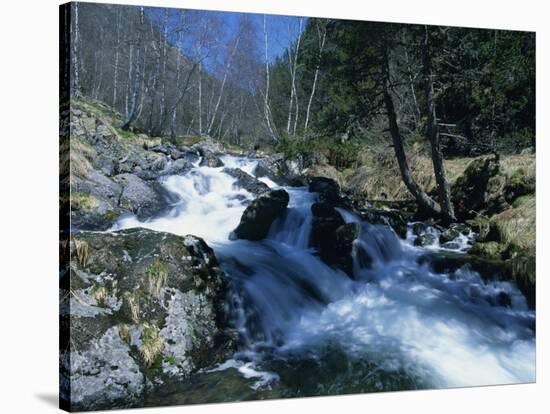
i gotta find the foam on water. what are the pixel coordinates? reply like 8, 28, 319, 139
112, 154, 536, 391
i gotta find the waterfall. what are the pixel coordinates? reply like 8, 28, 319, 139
111, 154, 535, 392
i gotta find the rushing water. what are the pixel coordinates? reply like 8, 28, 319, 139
112, 155, 535, 398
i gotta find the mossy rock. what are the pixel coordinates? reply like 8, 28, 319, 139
469, 241, 505, 260
490, 194, 535, 252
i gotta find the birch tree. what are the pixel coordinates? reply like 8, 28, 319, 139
263, 15, 276, 140
206, 33, 241, 135
120, 7, 144, 131
304, 19, 327, 133
112, 7, 122, 107
71, 2, 80, 97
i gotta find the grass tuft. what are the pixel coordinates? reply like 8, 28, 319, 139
140, 322, 164, 367
146, 259, 168, 298
74, 239, 89, 268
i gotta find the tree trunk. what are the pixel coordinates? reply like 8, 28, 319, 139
112, 8, 122, 108
156, 9, 169, 136
71, 2, 80, 97
422, 26, 456, 221
263, 15, 276, 140
381, 44, 445, 219
304, 21, 327, 133
207, 35, 241, 135
120, 8, 144, 131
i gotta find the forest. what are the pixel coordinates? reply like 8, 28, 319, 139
65, 3, 535, 150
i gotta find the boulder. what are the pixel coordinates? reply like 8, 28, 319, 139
304, 164, 343, 188
192, 137, 225, 154
162, 159, 193, 176
231, 189, 290, 240
170, 149, 182, 160
310, 202, 346, 263
308, 177, 341, 204
358, 208, 409, 239
114, 173, 169, 219
452, 155, 509, 220
222, 167, 270, 195
254, 153, 283, 176
199, 151, 224, 168
69, 170, 124, 230
414, 232, 438, 247
332, 222, 361, 275
60, 228, 236, 411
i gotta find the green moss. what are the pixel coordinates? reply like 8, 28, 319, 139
174, 135, 202, 147
227, 144, 245, 154
469, 241, 505, 260
103, 210, 120, 222
163, 355, 177, 366
114, 127, 137, 140
67, 191, 97, 210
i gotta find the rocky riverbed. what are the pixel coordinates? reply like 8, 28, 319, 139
60, 99, 536, 411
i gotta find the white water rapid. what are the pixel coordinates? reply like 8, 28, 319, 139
112, 155, 535, 393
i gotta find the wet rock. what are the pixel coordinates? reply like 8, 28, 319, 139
440, 241, 461, 250
310, 202, 346, 264
253, 153, 284, 183
199, 151, 224, 168
150, 143, 175, 156
414, 232, 438, 247
223, 168, 269, 195
359, 208, 409, 239
231, 189, 290, 240
332, 222, 361, 275
61, 228, 236, 411
308, 177, 341, 204
170, 149, 182, 160
417, 251, 506, 280
439, 228, 460, 244
496, 291, 512, 308
114, 173, 169, 219
163, 159, 193, 176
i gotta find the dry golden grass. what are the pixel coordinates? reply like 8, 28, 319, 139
73, 239, 89, 268
491, 194, 536, 252
124, 291, 141, 323
140, 322, 164, 367
117, 323, 130, 344
345, 144, 533, 202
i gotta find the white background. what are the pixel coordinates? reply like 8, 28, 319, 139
0, 0, 547, 413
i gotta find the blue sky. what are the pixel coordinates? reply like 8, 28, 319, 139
145, 6, 306, 63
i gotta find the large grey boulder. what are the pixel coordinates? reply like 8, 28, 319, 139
70, 170, 124, 230
223, 167, 270, 195
114, 173, 168, 219
231, 189, 290, 240
60, 228, 236, 411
